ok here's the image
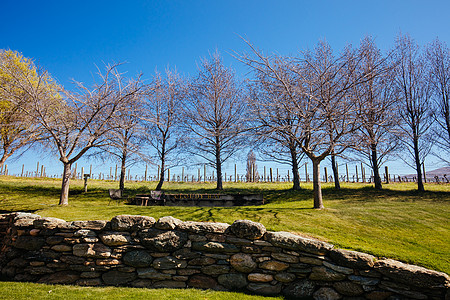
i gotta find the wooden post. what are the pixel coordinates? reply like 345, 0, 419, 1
252, 164, 256, 182
270, 168, 273, 182
336, 162, 339, 183
346, 163, 349, 182
355, 165, 359, 182
361, 163, 365, 183
422, 163, 427, 183
385, 166, 389, 184
144, 165, 148, 181
305, 163, 308, 182
264, 166, 266, 182
84, 174, 90, 192
234, 164, 237, 182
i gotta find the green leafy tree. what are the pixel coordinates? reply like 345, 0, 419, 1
0, 50, 59, 171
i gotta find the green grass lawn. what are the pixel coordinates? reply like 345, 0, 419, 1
0, 281, 282, 300
0, 176, 449, 276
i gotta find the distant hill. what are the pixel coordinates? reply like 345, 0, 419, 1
424, 166, 450, 177
404, 166, 450, 181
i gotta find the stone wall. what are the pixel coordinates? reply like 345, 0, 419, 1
0, 212, 448, 299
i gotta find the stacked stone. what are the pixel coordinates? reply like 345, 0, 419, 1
0, 213, 14, 251
0, 213, 449, 299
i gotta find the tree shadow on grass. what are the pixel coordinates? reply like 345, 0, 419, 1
120, 184, 450, 208
320, 185, 450, 204
0, 182, 61, 198
1, 180, 448, 213
0, 209, 39, 214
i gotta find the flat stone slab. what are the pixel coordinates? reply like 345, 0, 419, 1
192, 241, 239, 253
110, 215, 155, 231
178, 221, 230, 234
264, 231, 334, 255
329, 248, 376, 269
374, 259, 450, 289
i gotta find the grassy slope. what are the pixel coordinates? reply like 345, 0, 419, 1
0, 176, 449, 274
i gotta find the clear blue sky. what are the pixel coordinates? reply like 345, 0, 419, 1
1, 0, 449, 178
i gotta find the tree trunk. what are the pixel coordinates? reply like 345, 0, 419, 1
156, 159, 165, 191
119, 140, 128, 190
216, 162, 223, 190
215, 138, 223, 190
370, 143, 382, 190
119, 156, 126, 191
59, 162, 72, 206
331, 152, 340, 190
156, 139, 167, 191
413, 135, 424, 192
289, 146, 301, 190
444, 94, 450, 141
0, 153, 11, 174
312, 158, 324, 209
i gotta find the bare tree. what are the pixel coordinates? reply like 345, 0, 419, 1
352, 36, 401, 189
142, 69, 185, 191
91, 86, 146, 190
245, 150, 258, 182
0, 50, 53, 170
297, 42, 364, 208
184, 52, 247, 190
246, 61, 304, 190
426, 38, 450, 164
22, 63, 142, 205
394, 34, 433, 192
241, 40, 365, 208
